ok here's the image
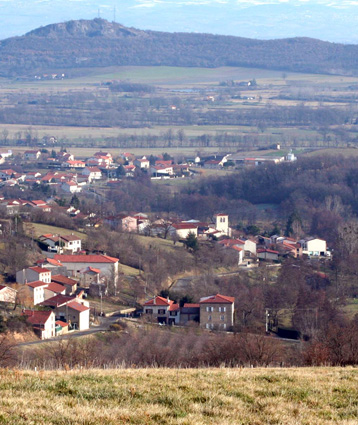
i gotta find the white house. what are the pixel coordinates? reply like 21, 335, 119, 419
61, 181, 82, 193
63, 160, 86, 169
22, 310, 56, 339
170, 223, 198, 239
299, 238, 327, 257
134, 157, 150, 169
26, 280, 49, 305
82, 167, 102, 181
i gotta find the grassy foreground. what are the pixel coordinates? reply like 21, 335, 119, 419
0, 368, 357, 424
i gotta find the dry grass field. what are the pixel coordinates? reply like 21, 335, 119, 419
24, 222, 87, 240
0, 367, 357, 424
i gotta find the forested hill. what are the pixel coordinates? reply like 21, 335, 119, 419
1, 18, 358, 77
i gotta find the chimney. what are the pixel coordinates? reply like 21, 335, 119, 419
153, 297, 156, 305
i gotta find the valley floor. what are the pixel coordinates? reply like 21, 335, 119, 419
0, 367, 357, 424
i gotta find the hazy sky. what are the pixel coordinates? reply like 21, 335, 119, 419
1, 0, 358, 42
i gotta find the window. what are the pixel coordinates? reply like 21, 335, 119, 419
145, 309, 153, 314
220, 315, 225, 321
222, 324, 226, 330
206, 306, 214, 312
158, 309, 166, 315
208, 315, 212, 321
219, 307, 226, 312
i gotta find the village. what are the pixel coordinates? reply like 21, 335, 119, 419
0, 146, 297, 193
0, 185, 331, 340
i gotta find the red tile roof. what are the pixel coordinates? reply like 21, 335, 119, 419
26, 280, 48, 289
23, 310, 52, 325
199, 294, 235, 304
54, 254, 119, 263
172, 223, 198, 230
41, 294, 74, 307
68, 301, 90, 312
29, 266, 51, 274
47, 282, 66, 293
144, 296, 173, 306
51, 275, 77, 286
183, 303, 200, 308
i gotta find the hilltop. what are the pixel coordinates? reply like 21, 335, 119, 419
1, 18, 358, 77
0, 367, 357, 424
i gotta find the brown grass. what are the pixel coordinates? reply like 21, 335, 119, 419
0, 367, 357, 424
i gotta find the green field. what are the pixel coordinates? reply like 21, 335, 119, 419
0, 367, 357, 424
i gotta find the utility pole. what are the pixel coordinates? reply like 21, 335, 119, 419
265, 309, 270, 334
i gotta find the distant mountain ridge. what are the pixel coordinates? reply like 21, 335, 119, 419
1, 18, 358, 77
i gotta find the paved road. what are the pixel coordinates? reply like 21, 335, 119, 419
17, 314, 119, 347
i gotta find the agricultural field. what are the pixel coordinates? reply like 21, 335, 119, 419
0, 65, 357, 150
0, 367, 357, 424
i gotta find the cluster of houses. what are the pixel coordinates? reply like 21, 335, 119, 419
0, 251, 120, 339
143, 293, 235, 330
104, 212, 232, 240
0, 147, 299, 194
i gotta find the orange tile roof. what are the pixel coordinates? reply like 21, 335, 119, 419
144, 296, 173, 306
169, 303, 180, 311
55, 320, 68, 328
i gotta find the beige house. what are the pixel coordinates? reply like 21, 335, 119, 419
199, 294, 235, 330
22, 310, 56, 339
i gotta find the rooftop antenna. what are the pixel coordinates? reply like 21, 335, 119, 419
113, 6, 116, 22
98, 8, 101, 18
